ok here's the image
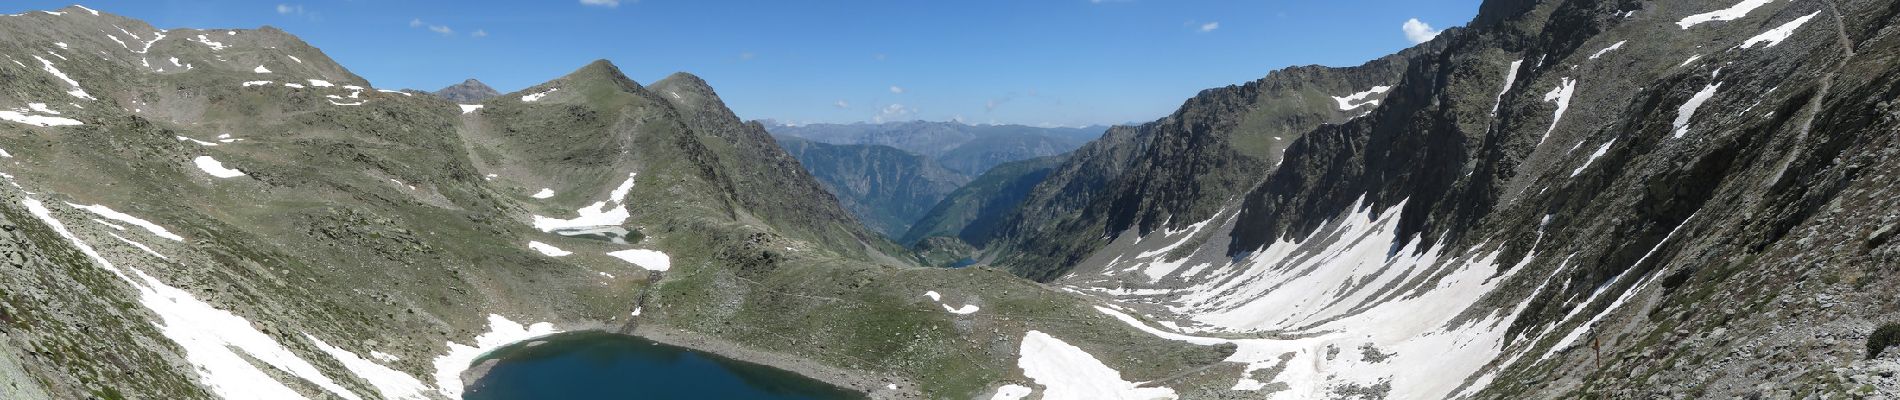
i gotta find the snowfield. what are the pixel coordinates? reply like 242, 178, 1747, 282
1064, 199, 1544, 399
1016, 330, 1178, 399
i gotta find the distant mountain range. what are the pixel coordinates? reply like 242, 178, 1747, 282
776, 136, 970, 238
768, 121, 1104, 240
768, 121, 1102, 176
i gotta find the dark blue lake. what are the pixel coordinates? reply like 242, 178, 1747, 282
464, 331, 864, 400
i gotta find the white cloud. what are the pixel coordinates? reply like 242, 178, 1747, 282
889, 86, 905, 94
580, 0, 621, 7
470, 29, 487, 38
1199, 21, 1219, 32
411, 18, 453, 36
1403, 18, 1440, 44
275, 4, 303, 15
834, 100, 850, 109
874, 103, 912, 123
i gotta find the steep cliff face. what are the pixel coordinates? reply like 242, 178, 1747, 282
1026, 0, 1900, 397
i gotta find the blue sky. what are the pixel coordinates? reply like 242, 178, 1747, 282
9, 1, 1480, 126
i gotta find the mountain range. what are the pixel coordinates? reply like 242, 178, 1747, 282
769, 121, 1102, 176
5, 1, 1900, 399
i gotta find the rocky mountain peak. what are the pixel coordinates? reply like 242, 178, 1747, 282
431, 78, 499, 103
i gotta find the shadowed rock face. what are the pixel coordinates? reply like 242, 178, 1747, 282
433, 78, 500, 103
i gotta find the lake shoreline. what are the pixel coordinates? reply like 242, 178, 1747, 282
460, 323, 919, 399
631, 324, 921, 399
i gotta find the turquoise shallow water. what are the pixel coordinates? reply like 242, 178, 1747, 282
464, 331, 864, 400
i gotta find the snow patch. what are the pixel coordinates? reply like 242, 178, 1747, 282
458, 104, 483, 114
530, 188, 555, 199
1331, 86, 1392, 111
430, 314, 559, 399
33, 56, 92, 99
67, 203, 184, 241
606, 249, 670, 271
1673, 83, 1721, 138
520, 88, 558, 102
192, 34, 228, 50
1677, 0, 1775, 29
942, 304, 981, 314
991, 384, 1033, 400
0, 109, 81, 127
527, 241, 572, 257
1539, 78, 1577, 144
1491, 60, 1523, 116
193, 155, 246, 178
1587, 40, 1627, 59
178, 136, 219, 146
1570, 138, 1617, 177
308, 79, 334, 87
530, 173, 637, 232
306, 335, 432, 400
1740, 11, 1820, 49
